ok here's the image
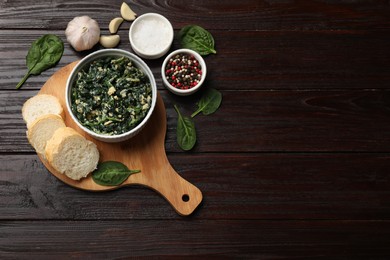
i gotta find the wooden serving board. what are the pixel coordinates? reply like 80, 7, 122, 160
38, 61, 202, 216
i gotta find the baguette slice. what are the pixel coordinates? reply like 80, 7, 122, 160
45, 127, 99, 180
27, 114, 66, 158
22, 94, 64, 129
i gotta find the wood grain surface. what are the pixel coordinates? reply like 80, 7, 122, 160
1, 0, 390, 258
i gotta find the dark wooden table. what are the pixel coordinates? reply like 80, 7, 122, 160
1, 0, 390, 258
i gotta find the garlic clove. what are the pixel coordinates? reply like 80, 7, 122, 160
109, 17, 124, 34
121, 2, 137, 21
100, 35, 121, 48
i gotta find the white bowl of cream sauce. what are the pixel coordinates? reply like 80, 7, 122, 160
129, 13, 174, 59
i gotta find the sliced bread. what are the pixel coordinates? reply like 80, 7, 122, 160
22, 94, 64, 129
27, 114, 66, 158
45, 127, 99, 180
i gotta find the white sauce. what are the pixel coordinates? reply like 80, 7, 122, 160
132, 17, 172, 54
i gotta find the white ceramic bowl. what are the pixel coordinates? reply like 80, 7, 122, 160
129, 13, 174, 59
65, 49, 157, 143
161, 49, 207, 96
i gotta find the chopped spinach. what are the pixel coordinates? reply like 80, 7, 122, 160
71, 56, 152, 135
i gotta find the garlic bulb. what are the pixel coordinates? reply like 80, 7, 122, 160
65, 16, 100, 51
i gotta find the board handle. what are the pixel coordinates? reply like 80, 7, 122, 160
153, 164, 203, 216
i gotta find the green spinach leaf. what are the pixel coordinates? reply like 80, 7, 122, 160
92, 161, 141, 186
191, 88, 222, 118
179, 25, 216, 55
16, 34, 64, 89
174, 104, 197, 151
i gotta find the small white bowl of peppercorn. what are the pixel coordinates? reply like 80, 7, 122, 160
161, 49, 206, 96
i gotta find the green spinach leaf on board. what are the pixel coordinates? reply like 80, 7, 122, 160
92, 161, 141, 186
179, 25, 216, 56
174, 104, 197, 151
191, 88, 222, 118
16, 34, 64, 89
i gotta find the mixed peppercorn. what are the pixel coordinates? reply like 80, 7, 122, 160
165, 53, 202, 90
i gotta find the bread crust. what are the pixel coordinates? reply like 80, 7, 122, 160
45, 127, 80, 166
23, 94, 100, 181
22, 94, 65, 128
45, 127, 99, 180
27, 114, 66, 156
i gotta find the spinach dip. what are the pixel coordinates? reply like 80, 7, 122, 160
71, 56, 152, 135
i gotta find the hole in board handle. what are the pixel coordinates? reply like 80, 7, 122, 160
182, 194, 190, 202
